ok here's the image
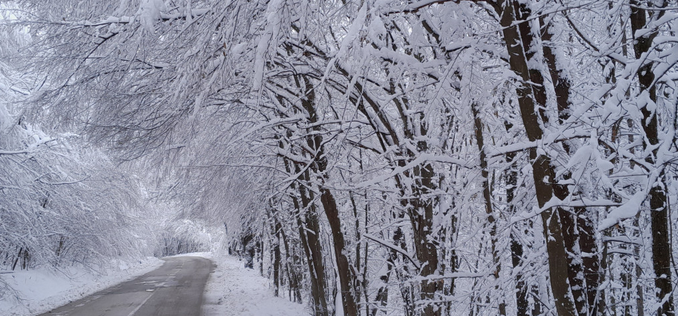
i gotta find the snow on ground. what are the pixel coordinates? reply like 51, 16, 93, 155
202, 254, 310, 316
0, 257, 163, 316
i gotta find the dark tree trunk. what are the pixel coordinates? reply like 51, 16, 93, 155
301, 198, 329, 315
371, 257, 392, 316
288, 160, 329, 315
629, 2, 674, 315
505, 151, 536, 316
504, 128, 542, 315
542, 17, 601, 316
270, 209, 282, 297
280, 221, 303, 303
471, 102, 505, 315
297, 207, 329, 316
279, 135, 329, 315
320, 188, 358, 316
491, 0, 577, 313
406, 154, 440, 316
299, 75, 359, 316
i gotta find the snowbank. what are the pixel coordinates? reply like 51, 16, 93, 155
0, 257, 163, 316
202, 254, 310, 316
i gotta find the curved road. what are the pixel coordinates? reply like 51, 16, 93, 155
39, 256, 214, 316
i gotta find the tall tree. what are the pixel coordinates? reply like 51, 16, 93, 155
629, 1, 674, 314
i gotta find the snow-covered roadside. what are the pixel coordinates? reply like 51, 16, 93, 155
202, 254, 310, 316
0, 257, 163, 316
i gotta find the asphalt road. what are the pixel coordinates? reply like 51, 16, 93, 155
39, 256, 214, 316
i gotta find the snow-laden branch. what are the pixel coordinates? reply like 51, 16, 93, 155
599, 191, 646, 231
180, 163, 285, 173
599, 154, 674, 230
381, 0, 458, 15
231, 115, 305, 144
562, 12, 629, 65
487, 130, 589, 158
602, 236, 642, 245
38, 8, 210, 28
36, 175, 91, 186
511, 196, 623, 223
352, 153, 473, 189
363, 233, 420, 269
409, 272, 487, 282
0, 149, 33, 156
0, 138, 55, 156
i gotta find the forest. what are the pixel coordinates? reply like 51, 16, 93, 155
1, 0, 678, 315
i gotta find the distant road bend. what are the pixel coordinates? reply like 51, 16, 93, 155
40, 256, 214, 316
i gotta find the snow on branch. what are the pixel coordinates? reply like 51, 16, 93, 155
381, 0, 459, 15
410, 272, 487, 282
54, 8, 209, 30
511, 196, 623, 224
230, 115, 305, 144
602, 236, 642, 245
352, 153, 473, 189
0, 138, 55, 156
0, 148, 33, 156
363, 233, 420, 269
35, 175, 91, 186
487, 130, 589, 158
599, 191, 645, 231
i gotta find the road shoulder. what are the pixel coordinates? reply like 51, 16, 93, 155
202, 255, 309, 316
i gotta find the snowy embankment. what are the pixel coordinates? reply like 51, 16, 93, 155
0, 257, 163, 316
202, 254, 310, 316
